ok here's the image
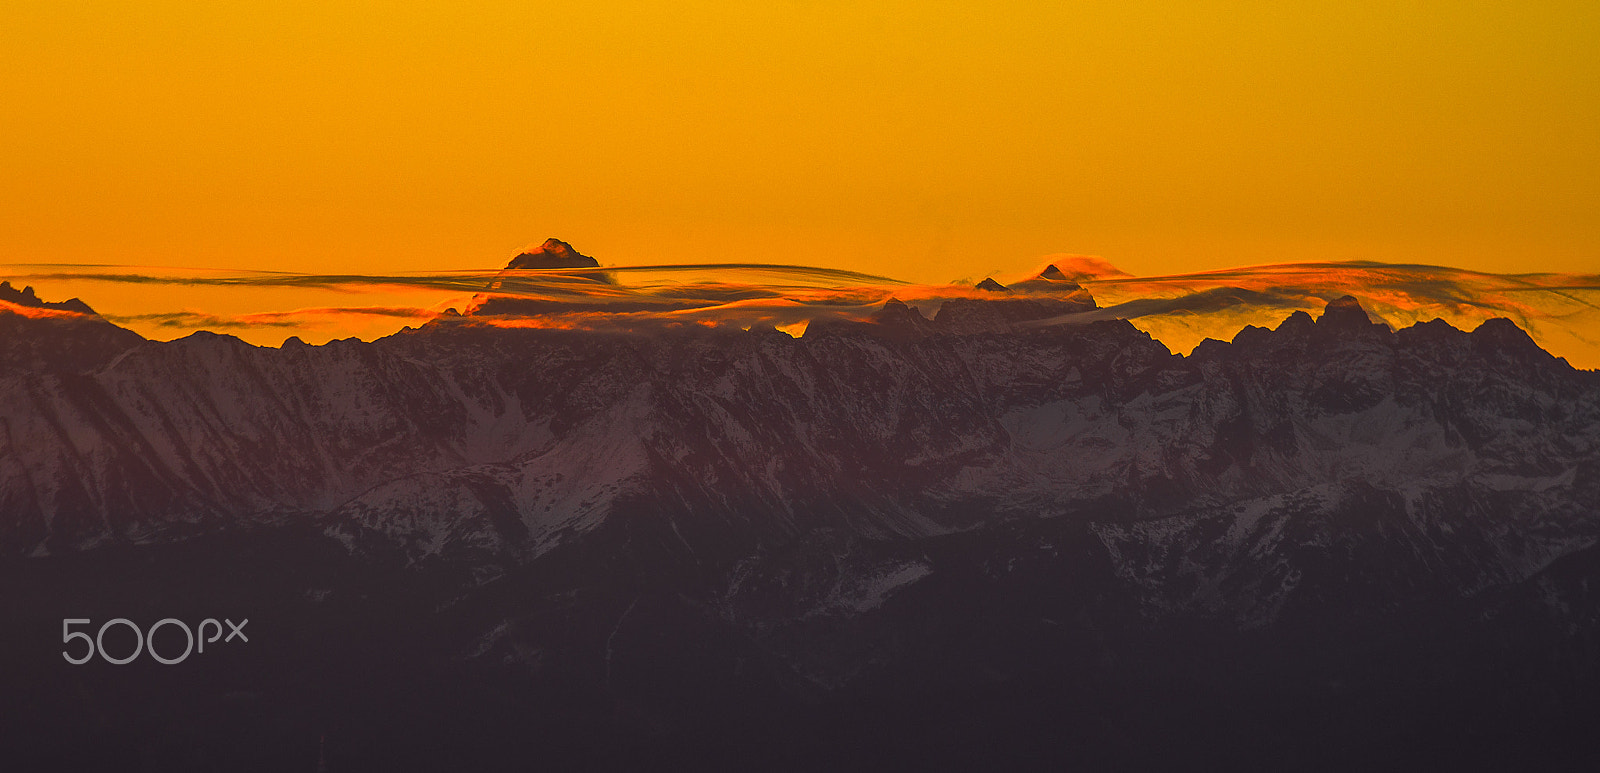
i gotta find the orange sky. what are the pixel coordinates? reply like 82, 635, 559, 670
4, 2, 1595, 277
1, 2, 1596, 359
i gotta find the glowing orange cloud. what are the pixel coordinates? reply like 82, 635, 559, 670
0, 299, 93, 320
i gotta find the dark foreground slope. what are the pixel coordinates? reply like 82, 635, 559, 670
2, 292, 1599, 770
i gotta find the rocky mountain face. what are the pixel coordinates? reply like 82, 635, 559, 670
3, 285, 1599, 770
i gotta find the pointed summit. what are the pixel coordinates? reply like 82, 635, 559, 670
1318, 295, 1372, 328
1033, 255, 1131, 282
872, 298, 930, 327
506, 238, 601, 270
1037, 265, 1069, 282
975, 277, 1010, 293
1309, 296, 1393, 345
1012, 264, 1088, 297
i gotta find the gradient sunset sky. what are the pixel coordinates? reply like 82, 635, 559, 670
2, 2, 1597, 356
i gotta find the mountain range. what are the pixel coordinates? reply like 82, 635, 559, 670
2, 254, 1598, 770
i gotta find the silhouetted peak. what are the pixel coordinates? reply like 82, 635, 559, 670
0, 281, 40, 304
1010, 265, 1088, 297
1031, 256, 1130, 283
1396, 317, 1462, 347
0, 281, 96, 315
1471, 317, 1547, 360
1473, 317, 1527, 338
1413, 317, 1461, 334
1275, 310, 1315, 336
506, 239, 600, 270
975, 277, 1009, 293
1229, 324, 1274, 349
1316, 296, 1376, 332
872, 298, 930, 327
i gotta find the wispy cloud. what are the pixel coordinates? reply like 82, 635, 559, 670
2, 262, 904, 295
4, 260, 1598, 367
104, 306, 437, 330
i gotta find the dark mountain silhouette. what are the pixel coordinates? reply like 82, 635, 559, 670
472, 239, 624, 317
2, 283, 1598, 770
0, 280, 96, 314
505, 238, 602, 271
0, 283, 143, 372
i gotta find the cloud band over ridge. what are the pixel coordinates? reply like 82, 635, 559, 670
4, 260, 1597, 368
